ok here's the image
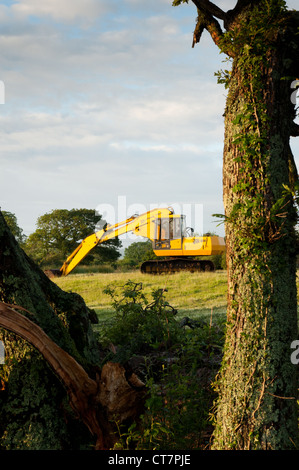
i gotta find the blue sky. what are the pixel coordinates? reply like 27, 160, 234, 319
0, 0, 298, 241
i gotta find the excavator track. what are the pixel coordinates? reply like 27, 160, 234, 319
140, 258, 215, 274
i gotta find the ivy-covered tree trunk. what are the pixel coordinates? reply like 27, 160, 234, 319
212, 6, 299, 449
174, 0, 299, 449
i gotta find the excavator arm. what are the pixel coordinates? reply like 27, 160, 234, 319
59, 208, 173, 276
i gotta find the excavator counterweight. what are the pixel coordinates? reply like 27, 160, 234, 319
45, 208, 226, 277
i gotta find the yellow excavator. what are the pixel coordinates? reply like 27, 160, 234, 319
45, 207, 225, 277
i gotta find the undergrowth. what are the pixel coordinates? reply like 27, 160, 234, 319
98, 281, 226, 450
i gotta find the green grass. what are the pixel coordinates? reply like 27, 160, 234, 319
54, 269, 299, 328
54, 269, 299, 324
54, 270, 228, 326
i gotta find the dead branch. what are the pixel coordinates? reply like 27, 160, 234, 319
192, 7, 224, 48
190, 0, 262, 53
191, 0, 226, 21
190, 2, 233, 55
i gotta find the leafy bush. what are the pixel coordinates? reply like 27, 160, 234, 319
100, 281, 226, 449
113, 320, 225, 450
100, 281, 181, 362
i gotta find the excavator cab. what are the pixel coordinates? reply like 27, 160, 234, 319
153, 215, 185, 250
141, 213, 225, 273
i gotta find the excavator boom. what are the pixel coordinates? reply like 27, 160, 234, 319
60, 232, 100, 276
59, 208, 173, 276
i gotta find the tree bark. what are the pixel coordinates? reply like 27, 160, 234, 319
210, 4, 299, 449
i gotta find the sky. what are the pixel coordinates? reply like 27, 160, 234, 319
0, 0, 298, 243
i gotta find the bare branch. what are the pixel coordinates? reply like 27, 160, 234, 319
191, 6, 235, 57
190, 0, 263, 55
192, 7, 225, 48
191, 0, 262, 29
192, 9, 207, 48
191, 0, 227, 21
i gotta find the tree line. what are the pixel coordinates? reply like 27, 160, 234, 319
3, 209, 121, 270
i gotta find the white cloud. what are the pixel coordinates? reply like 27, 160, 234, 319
11, 0, 111, 24
2, 0, 296, 238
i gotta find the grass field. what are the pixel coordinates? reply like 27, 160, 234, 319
54, 270, 228, 326
54, 269, 299, 329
